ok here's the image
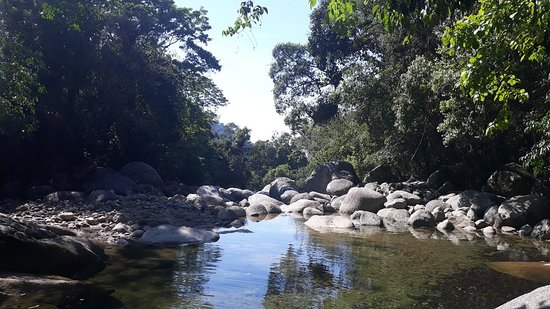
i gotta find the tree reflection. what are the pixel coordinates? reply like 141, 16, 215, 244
171, 244, 222, 308
264, 242, 352, 308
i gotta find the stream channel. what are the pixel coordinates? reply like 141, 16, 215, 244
91, 214, 550, 308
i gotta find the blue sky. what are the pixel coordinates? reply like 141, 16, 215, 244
176, 1, 312, 141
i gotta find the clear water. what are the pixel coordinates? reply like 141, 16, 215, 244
91, 214, 550, 308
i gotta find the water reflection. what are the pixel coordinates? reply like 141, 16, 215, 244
91, 214, 549, 309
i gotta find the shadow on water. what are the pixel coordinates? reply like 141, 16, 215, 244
88, 214, 550, 309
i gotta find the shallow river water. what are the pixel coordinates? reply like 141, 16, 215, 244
91, 214, 550, 309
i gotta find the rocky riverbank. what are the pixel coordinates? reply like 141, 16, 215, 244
1, 160, 549, 307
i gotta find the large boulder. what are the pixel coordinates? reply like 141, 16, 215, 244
0, 215, 106, 279
282, 200, 322, 213
119, 161, 164, 189
326, 179, 354, 196
363, 165, 398, 183
484, 163, 536, 198
280, 190, 299, 204
339, 188, 386, 215
407, 210, 436, 228
498, 195, 550, 228
304, 215, 354, 230
446, 190, 502, 217
248, 193, 283, 206
81, 169, 137, 196
268, 177, 297, 201
386, 190, 422, 206
350, 211, 382, 227
139, 225, 219, 246
302, 161, 359, 193
301, 165, 332, 194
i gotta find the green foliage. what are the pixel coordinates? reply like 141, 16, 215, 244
442, 0, 549, 135
223, 1, 268, 36
0, 0, 227, 183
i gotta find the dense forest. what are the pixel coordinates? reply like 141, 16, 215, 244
0, 0, 548, 198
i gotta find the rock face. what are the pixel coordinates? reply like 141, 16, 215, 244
326, 179, 354, 196
0, 215, 106, 279
119, 161, 164, 189
339, 188, 386, 215
498, 195, 550, 228
139, 225, 219, 246
485, 163, 536, 198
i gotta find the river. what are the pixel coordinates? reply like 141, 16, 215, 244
91, 214, 550, 308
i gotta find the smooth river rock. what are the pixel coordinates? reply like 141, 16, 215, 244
139, 225, 219, 246
339, 188, 386, 215
496, 285, 550, 309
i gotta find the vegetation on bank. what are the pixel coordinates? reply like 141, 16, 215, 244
0, 0, 548, 195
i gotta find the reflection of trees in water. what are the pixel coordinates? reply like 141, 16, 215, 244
264, 234, 354, 307
170, 244, 222, 308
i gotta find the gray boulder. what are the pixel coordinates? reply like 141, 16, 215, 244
302, 161, 359, 193
303, 207, 324, 218
407, 210, 435, 228
339, 188, 386, 215
386, 190, 422, 205
139, 225, 219, 246
280, 190, 299, 204
246, 204, 268, 217
350, 211, 382, 227
282, 200, 322, 213
248, 193, 283, 213
86, 190, 117, 205
330, 195, 346, 211
304, 215, 354, 230
530, 219, 550, 240
269, 177, 297, 201
425, 200, 451, 212
377, 208, 410, 223
498, 195, 550, 228
326, 179, 354, 196
120, 161, 164, 188
483, 206, 500, 225
290, 192, 312, 204
218, 206, 246, 221
384, 198, 408, 209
